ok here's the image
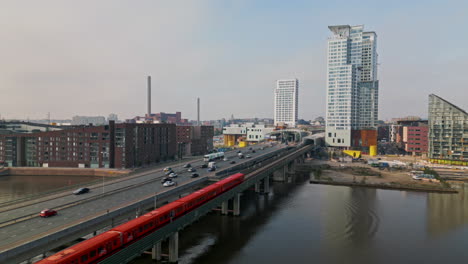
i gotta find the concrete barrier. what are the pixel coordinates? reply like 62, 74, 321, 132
3, 167, 130, 177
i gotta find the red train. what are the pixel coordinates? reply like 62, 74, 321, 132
36, 173, 245, 264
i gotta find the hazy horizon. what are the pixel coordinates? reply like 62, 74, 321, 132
1, 1, 467, 121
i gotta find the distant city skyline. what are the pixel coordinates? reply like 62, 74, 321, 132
1, 1, 467, 121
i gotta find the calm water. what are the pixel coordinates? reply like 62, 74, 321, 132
131, 175, 468, 264
0, 175, 100, 202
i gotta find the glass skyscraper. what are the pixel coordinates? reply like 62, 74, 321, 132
325, 25, 379, 147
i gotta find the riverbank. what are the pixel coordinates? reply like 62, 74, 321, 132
302, 159, 457, 193
0, 167, 130, 177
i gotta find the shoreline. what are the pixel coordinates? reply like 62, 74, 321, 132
309, 179, 458, 193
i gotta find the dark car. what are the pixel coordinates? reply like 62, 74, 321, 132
73, 187, 90, 195
188, 168, 196, 172
237, 150, 242, 153
183, 163, 191, 168
161, 177, 172, 184
230, 160, 236, 164
191, 173, 199, 178
40, 209, 57, 218
165, 170, 174, 176
208, 167, 216, 172
201, 164, 208, 168
252, 150, 256, 153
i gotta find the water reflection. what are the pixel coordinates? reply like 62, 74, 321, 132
427, 183, 468, 236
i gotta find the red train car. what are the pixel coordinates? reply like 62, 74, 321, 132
36, 231, 122, 264
111, 201, 185, 244
178, 184, 223, 212
214, 173, 245, 192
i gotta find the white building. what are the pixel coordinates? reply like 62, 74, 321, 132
223, 123, 275, 143
325, 25, 379, 147
274, 79, 299, 127
71, 116, 106, 126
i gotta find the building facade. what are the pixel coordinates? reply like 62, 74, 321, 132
0, 122, 177, 168
428, 94, 468, 165
176, 125, 214, 156
223, 123, 275, 146
274, 79, 299, 127
325, 25, 379, 148
404, 126, 429, 156
71, 116, 106, 126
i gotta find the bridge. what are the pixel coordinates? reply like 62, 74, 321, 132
0, 136, 322, 264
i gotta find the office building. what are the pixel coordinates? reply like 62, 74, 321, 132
274, 79, 299, 127
325, 25, 379, 149
428, 94, 468, 166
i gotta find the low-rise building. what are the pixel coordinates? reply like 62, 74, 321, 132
223, 123, 275, 146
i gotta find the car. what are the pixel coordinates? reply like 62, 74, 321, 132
249, 147, 253, 150
201, 164, 208, 168
246, 155, 252, 158
169, 172, 178, 178
191, 173, 199, 178
208, 167, 216, 172
72, 187, 90, 195
163, 167, 172, 172
165, 170, 174, 176
163, 181, 175, 187
223, 158, 228, 161
237, 150, 242, 153
252, 150, 256, 153
40, 209, 57, 218
161, 177, 172, 184
183, 163, 191, 168
188, 168, 196, 172
230, 160, 236, 164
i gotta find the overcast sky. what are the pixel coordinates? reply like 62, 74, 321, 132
1, 0, 467, 121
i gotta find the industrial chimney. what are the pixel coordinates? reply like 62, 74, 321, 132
197, 97, 200, 126
147, 76, 151, 116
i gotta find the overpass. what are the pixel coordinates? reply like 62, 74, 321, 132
0, 138, 323, 263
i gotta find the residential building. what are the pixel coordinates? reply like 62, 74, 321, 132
428, 94, 468, 165
0, 121, 177, 168
176, 125, 214, 156
404, 126, 429, 156
325, 25, 379, 149
274, 79, 299, 127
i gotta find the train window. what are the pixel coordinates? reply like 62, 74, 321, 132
114, 239, 118, 246
139, 227, 143, 232
160, 216, 164, 222
98, 247, 104, 254
150, 222, 153, 227
90, 250, 96, 258
81, 254, 88, 262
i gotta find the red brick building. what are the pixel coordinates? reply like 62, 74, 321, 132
0, 122, 176, 168
176, 126, 214, 156
403, 126, 429, 156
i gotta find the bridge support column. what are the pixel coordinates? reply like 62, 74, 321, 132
233, 193, 241, 216
273, 166, 286, 182
169, 232, 179, 263
255, 182, 260, 193
221, 201, 228, 215
263, 176, 270, 194
152, 242, 162, 261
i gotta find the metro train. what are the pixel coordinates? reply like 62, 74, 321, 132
36, 173, 245, 264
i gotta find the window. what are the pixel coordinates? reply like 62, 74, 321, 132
81, 255, 88, 262
90, 250, 96, 258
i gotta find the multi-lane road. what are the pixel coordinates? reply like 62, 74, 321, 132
0, 143, 284, 252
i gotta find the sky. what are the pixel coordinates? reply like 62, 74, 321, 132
1, 0, 467, 121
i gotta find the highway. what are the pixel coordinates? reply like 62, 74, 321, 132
0, 143, 284, 252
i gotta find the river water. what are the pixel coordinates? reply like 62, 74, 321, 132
131, 174, 468, 264
0, 175, 100, 203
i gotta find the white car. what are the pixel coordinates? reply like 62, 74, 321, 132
169, 173, 178, 178
163, 181, 175, 187
223, 158, 228, 161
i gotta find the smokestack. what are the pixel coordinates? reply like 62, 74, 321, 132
147, 76, 151, 116
197, 97, 200, 126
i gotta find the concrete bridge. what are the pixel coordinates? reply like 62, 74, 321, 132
0, 138, 322, 264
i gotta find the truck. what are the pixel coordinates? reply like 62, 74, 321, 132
208, 162, 216, 169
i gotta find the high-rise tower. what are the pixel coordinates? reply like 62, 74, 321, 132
325, 25, 379, 148
274, 79, 299, 127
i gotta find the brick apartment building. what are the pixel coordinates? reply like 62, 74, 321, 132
176, 126, 214, 156
0, 122, 177, 168
403, 126, 429, 156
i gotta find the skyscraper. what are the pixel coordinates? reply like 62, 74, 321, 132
274, 79, 299, 127
325, 25, 379, 148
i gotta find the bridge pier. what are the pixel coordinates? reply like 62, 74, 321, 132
233, 193, 241, 216
273, 166, 286, 182
221, 201, 228, 215
254, 182, 260, 193
169, 232, 179, 263
152, 242, 162, 261
263, 176, 270, 194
